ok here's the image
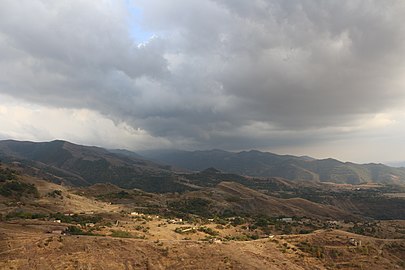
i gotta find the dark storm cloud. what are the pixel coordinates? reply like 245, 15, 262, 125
0, 0, 405, 150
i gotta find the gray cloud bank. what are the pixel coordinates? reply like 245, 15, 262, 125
1, 0, 405, 150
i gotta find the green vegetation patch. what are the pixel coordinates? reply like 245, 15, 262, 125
96, 191, 133, 200
66, 226, 101, 236
5, 212, 47, 220
198, 226, 219, 236
5, 211, 103, 226
0, 180, 39, 198
297, 241, 325, 258
168, 198, 212, 217
0, 166, 17, 182
47, 189, 63, 198
49, 212, 102, 225
110, 230, 133, 238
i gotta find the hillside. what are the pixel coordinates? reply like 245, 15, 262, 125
0, 222, 327, 270
0, 140, 180, 191
2, 140, 405, 188
176, 181, 355, 220
174, 169, 405, 220
0, 163, 404, 269
141, 149, 405, 184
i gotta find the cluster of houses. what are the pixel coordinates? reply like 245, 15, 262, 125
129, 212, 158, 220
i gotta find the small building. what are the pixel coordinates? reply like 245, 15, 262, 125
349, 238, 362, 247
210, 238, 222, 244
181, 228, 194, 233
279, 217, 293, 223
168, 219, 183, 224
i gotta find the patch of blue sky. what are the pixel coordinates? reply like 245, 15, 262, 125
124, 0, 154, 44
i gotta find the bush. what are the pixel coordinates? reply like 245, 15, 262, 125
135, 225, 144, 231
66, 226, 86, 235
231, 217, 245, 226
254, 217, 269, 227
47, 190, 62, 198
110, 230, 133, 238
248, 234, 259, 240
214, 217, 228, 225
198, 226, 219, 236
297, 241, 324, 258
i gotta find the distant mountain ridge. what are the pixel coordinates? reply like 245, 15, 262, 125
0, 140, 177, 191
386, 161, 405, 168
1, 140, 405, 186
140, 149, 405, 185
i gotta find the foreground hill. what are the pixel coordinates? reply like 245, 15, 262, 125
0, 221, 326, 270
2, 221, 403, 270
141, 149, 405, 184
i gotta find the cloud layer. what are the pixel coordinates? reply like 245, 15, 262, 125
1, 0, 405, 161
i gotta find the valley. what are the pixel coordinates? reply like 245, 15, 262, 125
0, 140, 404, 269
2, 1, 405, 269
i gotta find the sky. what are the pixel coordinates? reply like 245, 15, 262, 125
0, 0, 405, 164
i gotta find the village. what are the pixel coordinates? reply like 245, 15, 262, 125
7, 207, 391, 250
3, 208, 404, 270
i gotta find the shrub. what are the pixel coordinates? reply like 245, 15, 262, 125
248, 234, 259, 240
198, 226, 219, 236
47, 190, 62, 198
231, 217, 245, 226
66, 226, 85, 235
134, 225, 144, 231
254, 217, 269, 227
110, 230, 133, 238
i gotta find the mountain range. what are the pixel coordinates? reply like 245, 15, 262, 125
1, 140, 405, 189
140, 149, 405, 185
0, 140, 179, 192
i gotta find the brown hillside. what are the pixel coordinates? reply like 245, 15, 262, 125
181, 181, 356, 220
